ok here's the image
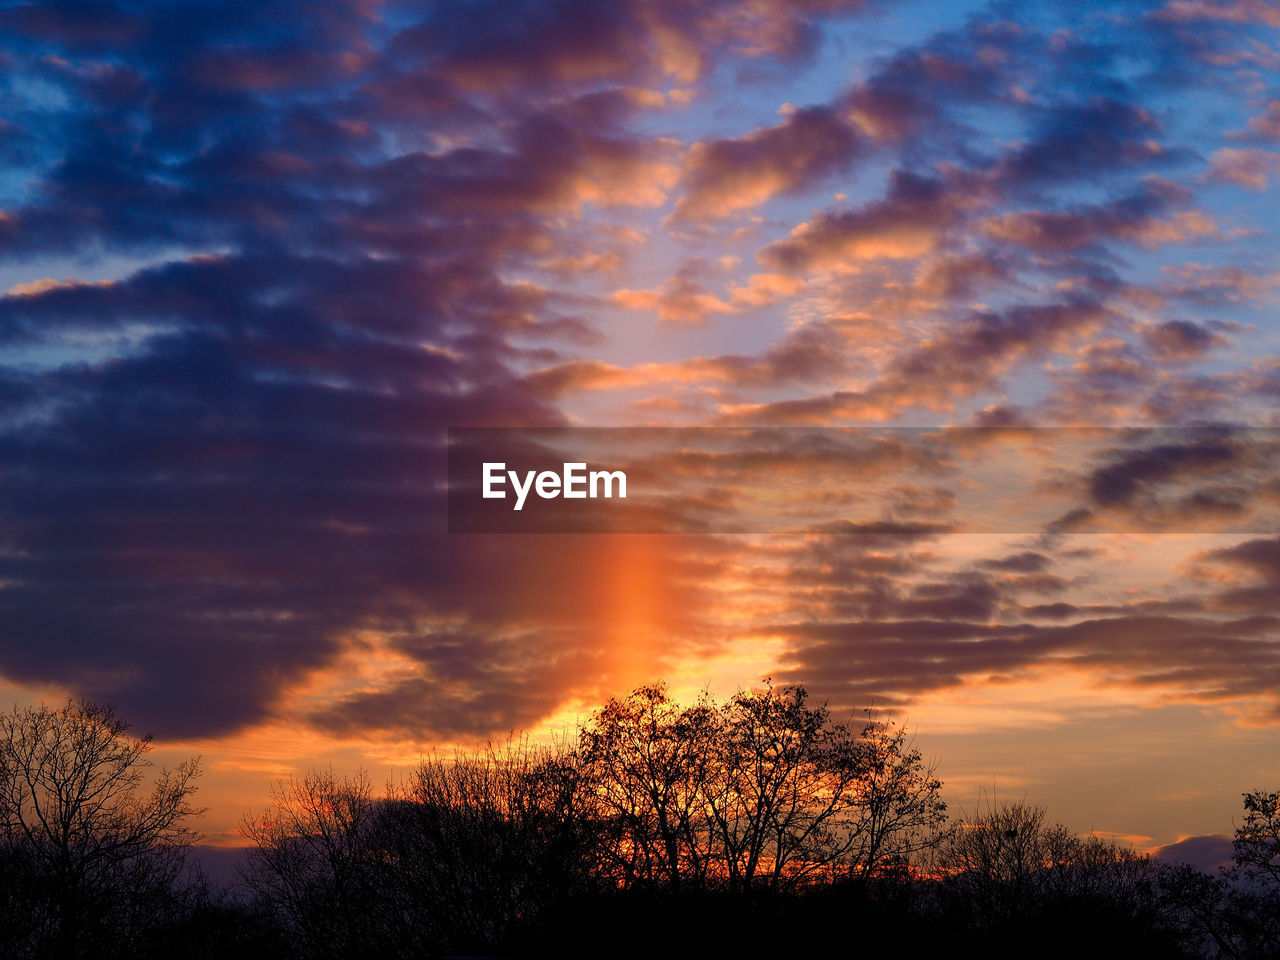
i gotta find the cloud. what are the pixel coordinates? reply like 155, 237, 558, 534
1155, 0, 1280, 27
1152, 834, 1235, 873
993, 98, 1169, 188
981, 551, 1053, 573
0, 1, 146, 48
912, 254, 1014, 300
1247, 100, 1280, 139
670, 105, 861, 222
4, 0, 1280, 755
526, 318, 848, 400
1035, 431, 1280, 533
1161, 263, 1280, 305
1142, 320, 1228, 361
776, 581, 1280, 724
1206, 147, 1280, 189
728, 295, 1111, 424
607, 261, 810, 326
0, 0, 900, 741
392, 0, 872, 92
609, 258, 735, 325
1200, 536, 1280, 613
1085, 437, 1244, 508
759, 170, 972, 272
981, 181, 1218, 253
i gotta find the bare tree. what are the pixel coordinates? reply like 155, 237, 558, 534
240, 767, 383, 960
578, 683, 719, 893
705, 683, 839, 892
578, 682, 949, 895
707, 685, 874, 892
0, 698, 202, 959
845, 713, 949, 881
385, 738, 588, 949
1179, 788, 1280, 958
937, 797, 1178, 952
235, 682, 956, 954
938, 800, 1077, 923
1158, 789, 1280, 959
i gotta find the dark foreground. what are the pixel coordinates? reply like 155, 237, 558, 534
3, 691, 1278, 958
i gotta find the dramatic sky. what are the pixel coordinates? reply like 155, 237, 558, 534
3, 0, 1280, 855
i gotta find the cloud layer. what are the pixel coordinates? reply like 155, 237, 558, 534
1, 0, 1280, 765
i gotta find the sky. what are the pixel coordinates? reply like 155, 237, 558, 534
2, 0, 1280, 858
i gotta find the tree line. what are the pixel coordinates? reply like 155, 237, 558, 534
1, 686, 1278, 958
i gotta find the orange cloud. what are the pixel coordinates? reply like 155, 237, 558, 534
1206, 147, 1280, 190
758, 170, 973, 272
671, 106, 860, 221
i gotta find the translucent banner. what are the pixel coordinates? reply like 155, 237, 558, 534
447, 427, 1280, 534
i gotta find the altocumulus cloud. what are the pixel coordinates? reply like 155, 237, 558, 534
1, 0, 1280, 746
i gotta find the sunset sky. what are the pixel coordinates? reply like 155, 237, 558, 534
3, 0, 1280, 861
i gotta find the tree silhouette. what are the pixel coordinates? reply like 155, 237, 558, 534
1163, 788, 1280, 958
578, 683, 719, 893
1234, 790, 1280, 892
577, 681, 947, 894
386, 738, 589, 950
241, 744, 592, 957
1153, 788, 1280, 960
845, 712, 949, 882
240, 767, 384, 960
706, 683, 858, 892
0, 698, 203, 959
936, 799, 1183, 954
227, 683, 1238, 958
